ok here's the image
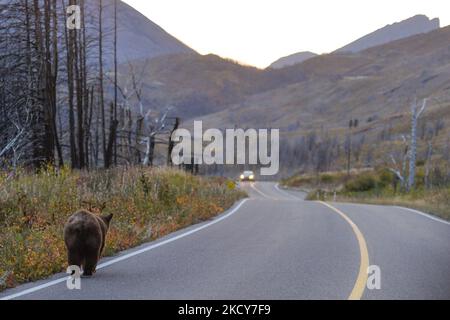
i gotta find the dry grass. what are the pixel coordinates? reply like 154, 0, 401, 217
0, 166, 246, 290
282, 168, 450, 221
329, 188, 450, 221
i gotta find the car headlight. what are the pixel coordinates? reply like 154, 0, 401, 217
249, 175, 254, 180
240, 175, 245, 180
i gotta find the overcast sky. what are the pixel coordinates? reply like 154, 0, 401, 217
123, 0, 450, 68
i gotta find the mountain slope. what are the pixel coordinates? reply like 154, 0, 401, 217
195, 25, 450, 136
115, 12, 450, 143
98, 0, 195, 63
269, 52, 318, 69
336, 14, 440, 53
118, 53, 312, 119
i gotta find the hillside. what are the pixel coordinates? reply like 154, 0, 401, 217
189, 25, 450, 174
93, 0, 195, 64
197, 25, 450, 130
110, 13, 450, 174
109, 11, 447, 126
119, 24, 450, 149
117, 53, 310, 118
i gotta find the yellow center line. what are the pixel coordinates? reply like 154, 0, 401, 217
318, 201, 370, 300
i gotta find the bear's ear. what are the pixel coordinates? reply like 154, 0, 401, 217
101, 213, 113, 225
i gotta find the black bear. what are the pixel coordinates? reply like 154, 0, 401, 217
64, 210, 113, 276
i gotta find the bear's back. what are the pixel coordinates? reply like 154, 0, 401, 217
64, 210, 104, 250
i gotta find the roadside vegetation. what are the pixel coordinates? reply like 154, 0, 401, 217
281, 166, 450, 221
0, 166, 246, 291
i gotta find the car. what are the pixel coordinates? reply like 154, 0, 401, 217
240, 171, 255, 181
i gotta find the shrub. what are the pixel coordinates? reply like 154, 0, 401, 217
415, 167, 425, 187
376, 168, 394, 188
306, 189, 326, 201
320, 174, 335, 184
416, 160, 425, 167
282, 174, 316, 188
344, 174, 376, 192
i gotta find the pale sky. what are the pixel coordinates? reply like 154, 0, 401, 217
123, 0, 450, 68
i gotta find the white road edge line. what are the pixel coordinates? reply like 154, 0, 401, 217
0, 198, 250, 301
394, 206, 450, 226
339, 202, 450, 226
274, 183, 300, 200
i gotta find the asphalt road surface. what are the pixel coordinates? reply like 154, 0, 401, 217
1, 182, 449, 300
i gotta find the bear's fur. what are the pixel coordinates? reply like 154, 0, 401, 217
63, 210, 113, 276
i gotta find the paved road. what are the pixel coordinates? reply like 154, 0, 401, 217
1, 182, 449, 300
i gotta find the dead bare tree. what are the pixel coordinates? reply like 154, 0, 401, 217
141, 107, 171, 166
346, 118, 359, 176
0, 0, 131, 170
424, 141, 433, 189
388, 135, 409, 191
113, 0, 118, 165
408, 98, 428, 190
1, 0, 60, 168
98, 0, 106, 164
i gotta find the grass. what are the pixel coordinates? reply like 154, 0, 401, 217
313, 186, 450, 221
281, 167, 450, 221
0, 166, 246, 291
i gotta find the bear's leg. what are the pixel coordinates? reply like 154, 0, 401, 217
67, 249, 82, 271
82, 248, 99, 277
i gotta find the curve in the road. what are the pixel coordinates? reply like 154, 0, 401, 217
250, 183, 279, 200
253, 182, 370, 300
318, 201, 369, 300
2, 181, 448, 300
274, 183, 305, 200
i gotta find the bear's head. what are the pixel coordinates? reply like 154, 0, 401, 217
101, 213, 113, 229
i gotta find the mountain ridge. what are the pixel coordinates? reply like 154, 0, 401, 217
336, 14, 440, 53
268, 51, 318, 69
265, 14, 440, 71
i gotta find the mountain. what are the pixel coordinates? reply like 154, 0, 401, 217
116, 12, 450, 153
336, 14, 440, 53
266, 15, 438, 70
194, 25, 450, 141
88, 8, 450, 170
269, 52, 318, 69
97, 0, 195, 63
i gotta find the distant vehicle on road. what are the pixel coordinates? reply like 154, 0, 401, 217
240, 171, 255, 181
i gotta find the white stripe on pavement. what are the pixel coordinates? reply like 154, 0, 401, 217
395, 206, 450, 226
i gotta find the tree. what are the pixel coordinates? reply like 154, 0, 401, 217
346, 118, 358, 176
63, 0, 78, 168
388, 135, 409, 191
424, 141, 433, 189
408, 98, 428, 190
167, 117, 180, 166
113, 0, 118, 165
98, 0, 106, 165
